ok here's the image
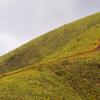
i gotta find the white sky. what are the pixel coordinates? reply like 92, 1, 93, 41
0, 0, 100, 55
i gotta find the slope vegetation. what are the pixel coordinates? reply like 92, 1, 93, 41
0, 12, 100, 100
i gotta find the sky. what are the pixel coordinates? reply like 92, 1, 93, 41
0, 0, 100, 56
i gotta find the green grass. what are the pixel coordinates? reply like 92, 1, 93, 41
0, 12, 100, 100
0, 69, 82, 100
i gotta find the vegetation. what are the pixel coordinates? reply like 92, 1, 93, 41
0, 12, 100, 100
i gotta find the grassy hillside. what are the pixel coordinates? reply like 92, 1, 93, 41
0, 12, 100, 74
0, 12, 100, 100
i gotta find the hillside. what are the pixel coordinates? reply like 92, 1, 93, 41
0, 12, 100, 100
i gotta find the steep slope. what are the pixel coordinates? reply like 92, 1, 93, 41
0, 12, 100, 100
0, 12, 100, 74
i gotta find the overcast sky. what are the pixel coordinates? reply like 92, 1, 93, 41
0, 0, 100, 55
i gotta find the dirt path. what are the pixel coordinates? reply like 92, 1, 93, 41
0, 44, 100, 79
67, 44, 100, 58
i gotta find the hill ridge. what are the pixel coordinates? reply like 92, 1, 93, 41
0, 12, 100, 74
